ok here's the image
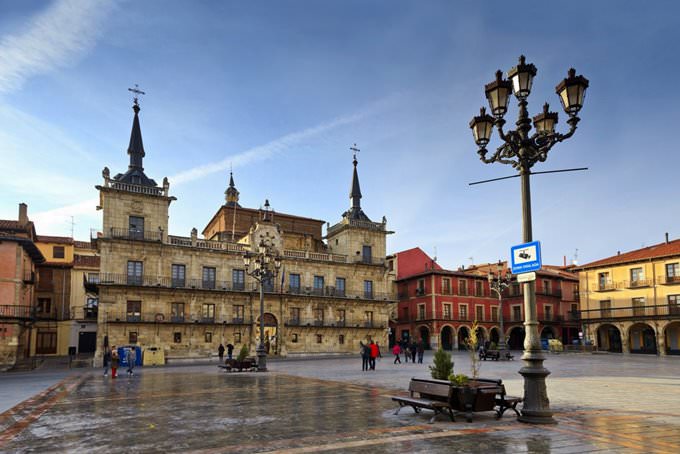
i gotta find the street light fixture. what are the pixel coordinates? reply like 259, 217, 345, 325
488, 261, 512, 351
243, 235, 281, 372
469, 55, 588, 425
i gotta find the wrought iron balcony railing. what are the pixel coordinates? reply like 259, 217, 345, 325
106, 311, 252, 324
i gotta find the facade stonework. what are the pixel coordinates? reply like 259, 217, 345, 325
94, 103, 395, 364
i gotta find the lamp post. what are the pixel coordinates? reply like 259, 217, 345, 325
488, 261, 512, 351
469, 55, 588, 425
243, 237, 281, 372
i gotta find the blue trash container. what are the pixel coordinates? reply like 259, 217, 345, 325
118, 346, 143, 367
540, 339, 549, 350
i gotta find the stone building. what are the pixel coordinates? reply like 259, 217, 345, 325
574, 234, 680, 355
93, 100, 395, 363
390, 248, 579, 350
0, 204, 44, 370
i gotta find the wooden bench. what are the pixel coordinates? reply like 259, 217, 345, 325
218, 357, 257, 372
479, 349, 500, 361
390, 379, 455, 423
479, 349, 515, 361
412, 377, 523, 420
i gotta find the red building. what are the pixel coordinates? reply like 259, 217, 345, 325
389, 248, 580, 350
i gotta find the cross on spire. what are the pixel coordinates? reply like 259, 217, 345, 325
128, 84, 146, 107
350, 143, 360, 164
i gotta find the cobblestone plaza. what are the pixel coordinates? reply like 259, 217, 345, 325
1, 352, 679, 453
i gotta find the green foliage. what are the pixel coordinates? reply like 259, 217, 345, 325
236, 344, 249, 362
429, 348, 454, 380
465, 320, 482, 379
448, 373, 469, 387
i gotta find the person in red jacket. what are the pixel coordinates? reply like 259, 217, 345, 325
392, 343, 401, 364
369, 340, 378, 370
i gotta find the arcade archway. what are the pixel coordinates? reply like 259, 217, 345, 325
256, 313, 279, 355
508, 326, 525, 350
419, 326, 431, 349
596, 324, 622, 353
440, 326, 454, 351
458, 326, 470, 351
629, 323, 657, 354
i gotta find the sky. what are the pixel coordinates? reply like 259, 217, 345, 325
1, 0, 679, 270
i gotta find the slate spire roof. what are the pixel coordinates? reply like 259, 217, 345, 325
224, 171, 241, 207
343, 150, 371, 222
112, 101, 157, 187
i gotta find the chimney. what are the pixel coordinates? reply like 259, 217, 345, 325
18, 203, 28, 225
666, 232, 670, 244
617, 251, 621, 255
563, 255, 567, 267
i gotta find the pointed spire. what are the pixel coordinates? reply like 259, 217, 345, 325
225, 170, 241, 207
349, 144, 362, 209
127, 97, 145, 171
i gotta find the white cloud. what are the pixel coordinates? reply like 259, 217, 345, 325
169, 97, 394, 185
31, 197, 100, 238
0, 0, 117, 94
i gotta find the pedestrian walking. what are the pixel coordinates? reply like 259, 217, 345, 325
417, 339, 425, 364
111, 346, 119, 378
411, 340, 417, 363
392, 343, 401, 364
226, 343, 234, 360
126, 346, 136, 376
403, 343, 410, 363
103, 347, 111, 377
369, 340, 378, 370
360, 341, 369, 371
376, 342, 382, 360
218, 343, 225, 363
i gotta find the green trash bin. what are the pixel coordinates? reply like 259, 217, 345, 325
143, 346, 165, 366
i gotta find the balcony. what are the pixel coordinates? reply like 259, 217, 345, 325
662, 275, 680, 285
106, 227, 162, 242
92, 272, 394, 301
107, 311, 251, 324
579, 304, 680, 322
0, 305, 34, 320
625, 279, 653, 289
593, 281, 621, 292
536, 288, 562, 298
415, 288, 425, 297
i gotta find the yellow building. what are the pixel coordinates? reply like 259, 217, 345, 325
575, 235, 680, 355
30, 237, 99, 357
93, 100, 395, 365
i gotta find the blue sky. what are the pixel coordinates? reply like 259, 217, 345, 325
1, 0, 679, 269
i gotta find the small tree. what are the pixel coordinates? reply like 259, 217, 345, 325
429, 348, 454, 380
465, 320, 481, 380
236, 344, 249, 362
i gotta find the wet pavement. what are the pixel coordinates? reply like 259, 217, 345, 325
1, 353, 679, 453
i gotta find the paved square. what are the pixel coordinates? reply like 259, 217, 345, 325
1, 352, 679, 453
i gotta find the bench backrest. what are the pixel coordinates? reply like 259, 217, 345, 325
409, 380, 451, 399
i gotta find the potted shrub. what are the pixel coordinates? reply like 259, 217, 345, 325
429, 348, 453, 380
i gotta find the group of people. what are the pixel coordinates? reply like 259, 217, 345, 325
359, 340, 381, 371
102, 345, 137, 378
391, 339, 425, 364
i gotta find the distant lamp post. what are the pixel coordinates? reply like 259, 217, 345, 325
469, 55, 589, 425
487, 261, 512, 351
243, 237, 281, 372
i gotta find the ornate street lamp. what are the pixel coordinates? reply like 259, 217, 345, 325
469, 55, 589, 425
243, 236, 281, 372
488, 261, 512, 351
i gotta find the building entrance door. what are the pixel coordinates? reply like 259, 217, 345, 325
78, 331, 97, 353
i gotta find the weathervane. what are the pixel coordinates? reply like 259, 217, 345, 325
128, 84, 146, 106
350, 143, 360, 162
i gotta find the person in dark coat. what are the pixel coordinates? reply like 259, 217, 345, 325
411, 340, 417, 363
103, 348, 112, 377
417, 339, 425, 364
218, 344, 225, 363
360, 341, 370, 371
226, 343, 234, 360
